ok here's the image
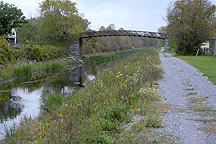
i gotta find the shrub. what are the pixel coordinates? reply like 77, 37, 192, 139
13, 64, 32, 77
0, 35, 14, 64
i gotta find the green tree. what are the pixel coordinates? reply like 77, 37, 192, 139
17, 18, 42, 42
167, 0, 216, 55
157, 26, 167, 47
0, 35, 13, 64
0, 1, 27, 35
39, 0, 88, 39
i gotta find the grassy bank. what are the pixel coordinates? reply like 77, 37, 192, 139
2, 49, 166, 143
177, 55, 216, 85
0, 47, 150, 82
0, 59, 75, 81
84, 47, 152, 64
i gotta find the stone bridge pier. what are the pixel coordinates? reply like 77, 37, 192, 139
69, 38, 82, 57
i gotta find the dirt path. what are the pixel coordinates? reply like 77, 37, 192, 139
158, 52, 216, 144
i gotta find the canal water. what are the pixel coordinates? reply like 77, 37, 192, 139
0, 61, 112, 140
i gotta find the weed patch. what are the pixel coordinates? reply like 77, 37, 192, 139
187, 97, 211, 112
187, 119, 216, 123
185, 92, 198, 97
183, 88, 196, 91
148, 102, 172, 114
198, 123, 216, 134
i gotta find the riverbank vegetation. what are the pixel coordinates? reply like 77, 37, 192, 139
0, 58, 73, 81
0, 35, 76, 81
2, 49, 167, 143
84, 47, 152, 64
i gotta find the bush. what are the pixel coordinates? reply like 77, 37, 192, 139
13, 64, 32, 77
0, 35, 14, 64
10, 43, 63, 62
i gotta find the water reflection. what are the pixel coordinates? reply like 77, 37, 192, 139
0, 67, 81, 139
69, 66, 82, 85
0, 92, 23, 123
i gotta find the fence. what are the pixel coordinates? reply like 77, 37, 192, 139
213, 38, 216, 56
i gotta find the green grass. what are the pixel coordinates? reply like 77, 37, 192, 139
0, 59, 73, 81
3, 49, 165, 144
84, 47, 152, 64
178, 55, 216, 85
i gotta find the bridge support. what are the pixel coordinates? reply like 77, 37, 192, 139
69, 38, 82, 57
163, 39, 171, 51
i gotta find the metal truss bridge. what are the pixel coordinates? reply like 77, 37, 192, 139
79, 30, 167, 39
69, 30, 169, 56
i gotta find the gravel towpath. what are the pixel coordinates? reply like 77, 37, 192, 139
158, 52, 216, 144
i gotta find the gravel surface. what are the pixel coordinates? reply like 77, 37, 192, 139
158, 52, 216, 144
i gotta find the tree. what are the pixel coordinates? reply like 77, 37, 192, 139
167, 0, 216, 55
0, 1, 27, 35
39, 0, 89, 39
157, 26, 167, 47
17, 18, 42, 42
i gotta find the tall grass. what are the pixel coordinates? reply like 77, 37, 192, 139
3, 49, 164, 143
84, 47, 152, 64
0, 59, 72, 81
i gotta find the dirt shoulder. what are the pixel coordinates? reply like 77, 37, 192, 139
158, 52, 216, 144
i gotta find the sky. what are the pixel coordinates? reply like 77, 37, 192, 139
3, 0, 216, 32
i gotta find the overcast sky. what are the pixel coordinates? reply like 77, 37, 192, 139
3, 0, 216, 32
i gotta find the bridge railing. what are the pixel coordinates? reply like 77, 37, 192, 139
79, 30, 167, 39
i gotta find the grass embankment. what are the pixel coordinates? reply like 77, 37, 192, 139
84, 47, 152, 64
0, 59, 75, 81
3, 49, 165, 143
177, 56, 216, 85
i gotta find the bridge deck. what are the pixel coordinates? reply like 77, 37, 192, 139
79, 30, 167, 39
